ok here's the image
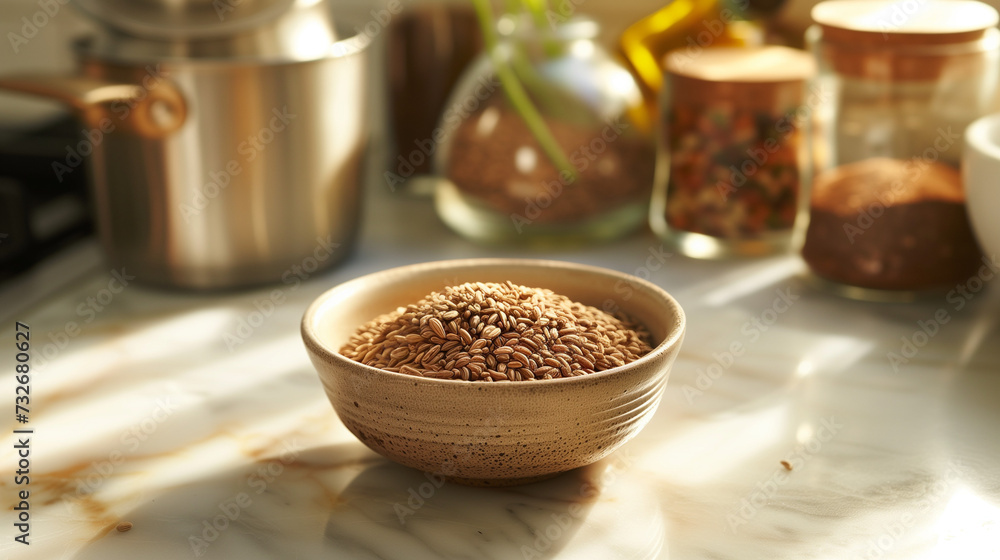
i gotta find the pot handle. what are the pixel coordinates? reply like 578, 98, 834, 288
0, 74, 187, 138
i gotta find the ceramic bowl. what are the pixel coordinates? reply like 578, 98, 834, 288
964, 113, 1000, 261
301, 259, 685, 486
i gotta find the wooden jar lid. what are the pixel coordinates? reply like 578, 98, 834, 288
664, 46, 815, 109
811, 0, 1000, 81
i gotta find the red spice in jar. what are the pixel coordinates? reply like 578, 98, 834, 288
665, 103, 801, 238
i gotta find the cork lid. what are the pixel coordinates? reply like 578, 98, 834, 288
812, 0, 998, 44
665, 46, 815, 83
811, 0, 1000, 80
664, 46, 815, 109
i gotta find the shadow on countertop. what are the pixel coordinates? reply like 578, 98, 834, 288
70, 443, 663, 560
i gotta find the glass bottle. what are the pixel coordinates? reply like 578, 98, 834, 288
433, 16, 654, 245
801, 0, 999, 299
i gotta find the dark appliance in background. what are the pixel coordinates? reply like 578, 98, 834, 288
0, 116, 93, 282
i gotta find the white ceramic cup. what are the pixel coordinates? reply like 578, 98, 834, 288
963, 113, 1000, 261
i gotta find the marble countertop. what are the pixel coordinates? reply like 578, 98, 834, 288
2, 186, 999, 560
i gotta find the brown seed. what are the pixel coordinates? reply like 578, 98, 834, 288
423, 348, 441, 364
483, 325, 502, 339
535, 366, 556, 376
781, 460, 793, 471
429, 317, 446, 339
362, 346, 380, 363
459, 328, 473, 345
116, 522, 132, 532
470, 339, 489, 351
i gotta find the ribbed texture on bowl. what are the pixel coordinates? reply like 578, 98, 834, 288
302, 259, 685, 486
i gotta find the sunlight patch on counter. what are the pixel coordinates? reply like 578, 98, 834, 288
639, 404, 789, 486
932, 486, 1000, 559
794, 335, 874, 378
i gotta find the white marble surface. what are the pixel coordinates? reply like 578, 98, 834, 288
1, 184, 999, 560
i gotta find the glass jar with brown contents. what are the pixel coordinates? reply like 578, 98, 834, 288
650, 46, 816, 258
802, 0, 999, 299
433, 16, 654, 245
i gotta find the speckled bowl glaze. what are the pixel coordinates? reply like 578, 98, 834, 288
301, 259, 685, 486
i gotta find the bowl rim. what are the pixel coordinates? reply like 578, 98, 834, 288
965, 112, 1000, 164
301, 258, 686, 387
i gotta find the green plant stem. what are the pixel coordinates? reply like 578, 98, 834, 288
521, 0, 560, 57
471, 0, 577, 180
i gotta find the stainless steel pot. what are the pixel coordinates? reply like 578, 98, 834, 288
0, 10, 370, 290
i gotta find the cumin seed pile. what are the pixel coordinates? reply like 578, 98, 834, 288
340, 281, 652, 381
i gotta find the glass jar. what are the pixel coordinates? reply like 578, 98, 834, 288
650, 46, 816, 258
801, 0, 999, 299
433, 16, 654, 245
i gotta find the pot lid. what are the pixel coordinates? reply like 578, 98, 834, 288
74, 0, 298, 39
